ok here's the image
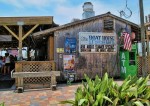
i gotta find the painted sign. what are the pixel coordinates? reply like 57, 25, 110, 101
79, 32, 115, 45
63, 55, 75, 71
0, 35, 12, 41
121, 52, 126, 73
65, 38, 76, 53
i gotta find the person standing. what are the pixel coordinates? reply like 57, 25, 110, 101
4, 53, 10, 75
0, 56, 4, 74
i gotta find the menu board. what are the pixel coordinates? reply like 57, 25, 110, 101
79, 32, 116, 53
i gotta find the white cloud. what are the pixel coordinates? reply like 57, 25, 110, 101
54, 4, 83, 24
0, 0, 67, 8
53, 1, 122, 25
0, 0, 142, 25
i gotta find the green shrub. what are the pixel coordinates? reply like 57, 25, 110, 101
0, 102, 4, 106
60, 73, 150, 106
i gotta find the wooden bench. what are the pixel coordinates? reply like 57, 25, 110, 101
11, 70, 60, 93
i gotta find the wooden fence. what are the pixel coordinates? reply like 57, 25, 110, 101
137, 56, 150, 76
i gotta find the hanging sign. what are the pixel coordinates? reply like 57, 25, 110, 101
0, 35, 12, 41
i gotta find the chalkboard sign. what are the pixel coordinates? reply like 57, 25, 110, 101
103, 19, 113, 30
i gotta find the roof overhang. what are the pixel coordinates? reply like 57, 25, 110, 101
0, 16, 53, 25
0, 16, 57, 48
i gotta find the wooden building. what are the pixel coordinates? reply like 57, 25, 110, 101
33, 12, 140, 80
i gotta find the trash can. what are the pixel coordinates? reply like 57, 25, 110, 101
120, 44, 137, 79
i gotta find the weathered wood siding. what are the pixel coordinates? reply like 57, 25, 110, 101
53, 16, 133, 80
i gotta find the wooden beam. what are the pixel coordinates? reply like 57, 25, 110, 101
12, 71, 60, 78
22, 24, 39, 40
146, 31, 150, 36
3, 25, 19, 40
0, 16, 53, 25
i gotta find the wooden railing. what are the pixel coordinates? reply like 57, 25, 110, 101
13, 61, 58, 90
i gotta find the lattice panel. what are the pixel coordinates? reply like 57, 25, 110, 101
147, 57, 150, 74
137, 56, 150, 76
22, 63, 53, 72
24, 77, 51, 84
137, 57, 142, 76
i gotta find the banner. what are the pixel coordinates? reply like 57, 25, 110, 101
8, 49, 18, 56
65, 37, 76, 53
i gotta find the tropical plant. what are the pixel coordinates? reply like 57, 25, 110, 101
0, 102, 4, 106
60, 73, 150, 106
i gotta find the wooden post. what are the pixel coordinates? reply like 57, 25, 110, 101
51, 71, 56, 91
18, 25, 23, 60
50, 36, 54, 60
147, 36, 149, 56
139, 0, 147, 76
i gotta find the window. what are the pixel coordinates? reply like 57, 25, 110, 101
103, 19, 114, 30
129, 52, 136, 65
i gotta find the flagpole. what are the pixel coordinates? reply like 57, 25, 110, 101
139, 0, 147, 76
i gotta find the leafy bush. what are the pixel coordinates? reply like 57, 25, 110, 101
0, 102, 4, 106
60, 73, 150, 106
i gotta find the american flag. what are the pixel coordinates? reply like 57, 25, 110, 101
123, 32, 132, 51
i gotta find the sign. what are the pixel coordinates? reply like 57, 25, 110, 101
79, 32, 116, 52
0, 35, 12, 41
79, 32, 115, 45
65, 38, 76, 53
17, 21, 24, 25
63, 55, 75, 71
56, 48, 64, 53
121, 52, 126, 73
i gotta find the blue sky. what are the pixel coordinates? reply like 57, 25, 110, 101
0, 0, 150, 25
